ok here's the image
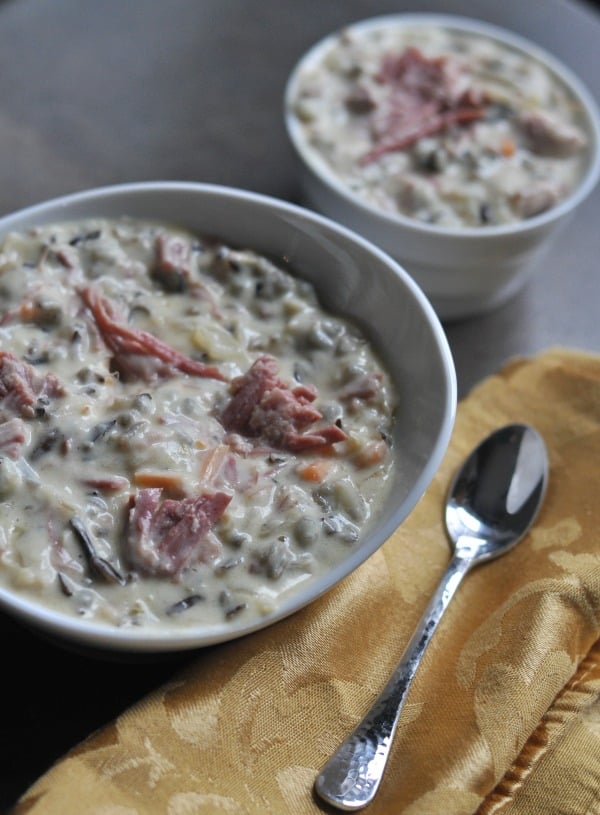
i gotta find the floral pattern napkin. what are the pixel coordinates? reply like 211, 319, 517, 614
13, 347, 600, 815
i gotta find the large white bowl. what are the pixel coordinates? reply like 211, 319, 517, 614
284, 14, 600, 320
0, 182, 456, 654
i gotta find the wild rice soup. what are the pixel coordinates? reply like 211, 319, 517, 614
0, 218, 394, 629
290, 20, 591, 227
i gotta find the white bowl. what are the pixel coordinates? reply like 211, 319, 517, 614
0, 181, 456, 654
284, 14, 600, 320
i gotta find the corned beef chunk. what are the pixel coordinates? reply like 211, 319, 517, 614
127, 488, 231, 577
220, 354, 347, 452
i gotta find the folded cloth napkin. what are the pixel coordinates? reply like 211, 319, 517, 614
13, 347, 600, 815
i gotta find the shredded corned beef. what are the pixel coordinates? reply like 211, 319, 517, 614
220, 354, 347, 452
337, 371, 383, 402
79, 286, 225, 383
0, 416, 29, 459
152, 234, 192, 292
362, 46, 487, 163
127, 488, 231, 576
0, 351, 64, 420
156, 234, 192, 277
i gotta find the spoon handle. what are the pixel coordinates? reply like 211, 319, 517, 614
314, 552, 473, 811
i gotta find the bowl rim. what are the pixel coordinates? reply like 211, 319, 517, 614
284, 12, 600, 239
0, 180, 457, 652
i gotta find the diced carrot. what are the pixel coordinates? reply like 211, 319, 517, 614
134, 470, 185, 493
19, 300, 37, 321
83, 475, 130, 492
296, 459, 331, 482
500, 138, 516, 158
353, 440, 387, 468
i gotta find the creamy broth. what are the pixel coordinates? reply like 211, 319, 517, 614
0, 219, 394, 629
290, 21, 590, 227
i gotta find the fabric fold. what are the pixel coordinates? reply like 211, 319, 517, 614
12, 347, 600, 815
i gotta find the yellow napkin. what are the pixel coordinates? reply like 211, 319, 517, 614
13, 347, 600, 815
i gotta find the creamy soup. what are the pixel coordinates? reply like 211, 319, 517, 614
0, 218, 395, 629
289, 20, 591, 227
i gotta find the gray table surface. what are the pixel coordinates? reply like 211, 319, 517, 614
0, 0, 599, 810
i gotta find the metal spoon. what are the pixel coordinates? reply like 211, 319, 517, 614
315, 423, 549, 811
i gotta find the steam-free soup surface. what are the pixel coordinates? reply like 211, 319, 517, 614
0, 218, 395, 630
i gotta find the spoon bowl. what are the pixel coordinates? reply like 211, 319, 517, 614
446, 423, 549, 561
315, 423, 549, 811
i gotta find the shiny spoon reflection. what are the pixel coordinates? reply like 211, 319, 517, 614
315, 423, 549, 811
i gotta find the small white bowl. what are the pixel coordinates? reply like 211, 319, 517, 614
0, 181, 456, 654
285, 14, 600, 320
